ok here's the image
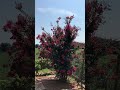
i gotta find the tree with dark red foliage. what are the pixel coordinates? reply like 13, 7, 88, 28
86, 0, 109, 78
37, 16, 79, 81
86, 0, 105, 88
86, 0, 120, 90
2, 2, 35, 78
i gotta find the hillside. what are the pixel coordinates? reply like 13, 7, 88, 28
35, 42, 85, 49
72, 42, 85, 49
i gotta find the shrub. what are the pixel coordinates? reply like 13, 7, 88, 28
0, 76, 34, 90
2, 2, 34, 77
37, 16, 80, 81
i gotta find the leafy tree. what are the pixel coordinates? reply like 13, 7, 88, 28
86, 0, 120, 90
37, 16, 79, 81
2, 2, 35, 78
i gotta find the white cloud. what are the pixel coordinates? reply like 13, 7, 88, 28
37, 8, 77, 16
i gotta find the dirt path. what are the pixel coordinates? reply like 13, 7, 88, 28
35, 75, 83, 90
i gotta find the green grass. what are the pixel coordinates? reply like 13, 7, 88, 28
38, 68, 52, 73
36, 68, 54, 76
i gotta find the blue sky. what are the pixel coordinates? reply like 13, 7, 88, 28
35, 0, 85, 44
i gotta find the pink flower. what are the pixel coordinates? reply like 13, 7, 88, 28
48, 48, 52, 51
70, 15, 74, 19
60, 70, 65, 73
40, 38, 44, 42
36, 35, 40, 39
65, 24, 72, 32
51, 41, 54, 45
42, 32, 46, 37
56, 40, 59, 44
58, 17, 61, 20
72, 66, 77, 72
3, 21, 13, 30
61, 70, 65, 73
67, 70, 72, 75
61, 61, 64, 64
66, 16, 70, 19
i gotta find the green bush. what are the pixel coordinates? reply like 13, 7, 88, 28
0, 76, 34, 90
38, 68, 54, 76
36, 58, 52, 70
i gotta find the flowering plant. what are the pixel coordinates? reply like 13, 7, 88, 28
37, 16, 80, 80
86, 0, 120, 89
2, 2, 35, 77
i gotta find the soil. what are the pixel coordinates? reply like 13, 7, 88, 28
35, 75, 84, 90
